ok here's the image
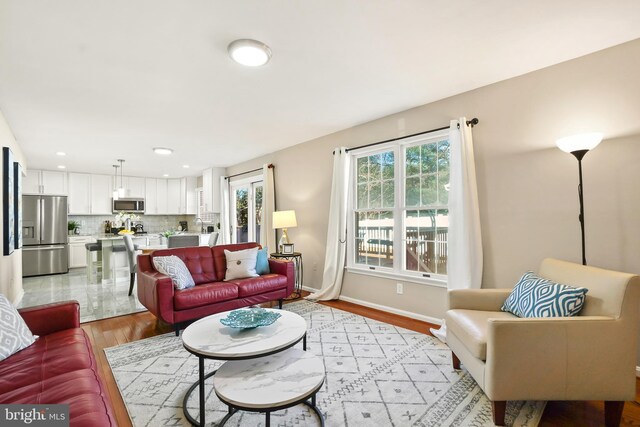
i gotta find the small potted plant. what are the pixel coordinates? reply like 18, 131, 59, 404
68, 220, 79, 235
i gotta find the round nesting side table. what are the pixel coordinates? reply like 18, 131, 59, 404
214, 348, 325, 426
180, 309, 312, 427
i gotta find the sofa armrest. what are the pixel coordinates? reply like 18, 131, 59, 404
485, 316, 634, 401
137, 254, 176, 323
18, 300, 80, 336
448, 289, 512, 311
268, 259, 295, 296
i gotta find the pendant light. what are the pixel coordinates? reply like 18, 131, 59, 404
117, 159, 127, 198
112, 164, 120, 200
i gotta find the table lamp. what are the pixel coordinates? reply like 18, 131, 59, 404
273, 210, 297, 252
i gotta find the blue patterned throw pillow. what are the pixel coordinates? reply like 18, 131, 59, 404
502, 271, 588, 318
153, 256, 195, 290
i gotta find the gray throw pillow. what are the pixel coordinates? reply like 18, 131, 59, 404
224, 247, 259, 281
153, 255, 196, 290
0, 294, 38, 361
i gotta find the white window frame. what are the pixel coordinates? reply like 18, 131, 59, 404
230, 175, 264, 244
346, 129, 449, 288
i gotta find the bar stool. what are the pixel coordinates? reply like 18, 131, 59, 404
111, 242, 140, 285
85, 242, 102, 284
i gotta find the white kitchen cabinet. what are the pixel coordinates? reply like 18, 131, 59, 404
156, 179, 168, 214
182, 176, 197, 214
167, 179, 181, 214
144, 178, 158, 214
90, 174, 112, 214
123, 176, 145, 198
68, 236, 96, 268
68, 173, 92, 214
23, 170, 68, 195
202, 167, 224, 213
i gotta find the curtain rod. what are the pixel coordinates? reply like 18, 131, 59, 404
225, 163, 274, 180
336, 118, 479, 154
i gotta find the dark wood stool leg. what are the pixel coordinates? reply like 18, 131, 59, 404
492, 401, 506, 426
128, 273, 135, 296
452, 351, 461, 369
605, 401, 625, 427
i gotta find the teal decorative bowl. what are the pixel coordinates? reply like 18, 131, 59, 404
220, 308, 281, 329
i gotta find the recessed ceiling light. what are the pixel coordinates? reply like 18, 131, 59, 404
163, 174, 169, 177
228, 39, 272, 67
57, 165, 66, 169
56, 152, 66, 156
153, 147, 174, 155
183, 165, 190, 169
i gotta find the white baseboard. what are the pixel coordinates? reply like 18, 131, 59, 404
300, 286, 442, 325
12, 289, 24, 307
636, 366, 640, 377
337, 294, 443, 326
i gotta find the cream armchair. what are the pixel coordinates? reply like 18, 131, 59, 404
446, 258, 640, 426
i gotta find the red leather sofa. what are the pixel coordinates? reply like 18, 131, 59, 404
0, 301, 115, 426
137, 242, 295, 333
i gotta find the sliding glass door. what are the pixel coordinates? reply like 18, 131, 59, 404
231, 178, 263, 244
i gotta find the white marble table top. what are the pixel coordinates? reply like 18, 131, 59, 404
181, 309, 307, 359
213, 348, 325, 409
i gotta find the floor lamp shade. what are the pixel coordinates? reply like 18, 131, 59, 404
556, 132, 603, 265
273, 210, 297, 250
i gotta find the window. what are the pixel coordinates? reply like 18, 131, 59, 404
231, 178, 263, 244
348, 130, 450, 283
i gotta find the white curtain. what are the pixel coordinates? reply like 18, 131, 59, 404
259, 164, 276, 251
430, 118, 483, 342
219, 176, 231, 244
306, 147, 350, 301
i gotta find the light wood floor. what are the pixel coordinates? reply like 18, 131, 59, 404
81, 296, 640, 427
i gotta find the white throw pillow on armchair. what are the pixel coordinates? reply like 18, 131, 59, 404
224, 247, 260, 280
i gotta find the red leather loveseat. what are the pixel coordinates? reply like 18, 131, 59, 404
0, 301, 115, 426
137, 242, 295, 333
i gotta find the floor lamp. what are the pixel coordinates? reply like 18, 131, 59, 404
556, 132, 603, 265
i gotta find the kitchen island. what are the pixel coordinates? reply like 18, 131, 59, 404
94, 233, 210, 284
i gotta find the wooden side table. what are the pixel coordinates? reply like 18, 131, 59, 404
270, 252, 303, 299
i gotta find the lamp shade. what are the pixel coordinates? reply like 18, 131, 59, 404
273, 210, 297, 229
556, 132, 603, 153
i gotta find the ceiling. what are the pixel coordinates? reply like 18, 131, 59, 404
1, 1, 640, 178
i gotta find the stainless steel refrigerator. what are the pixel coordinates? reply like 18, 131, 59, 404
22, 195, 69, 277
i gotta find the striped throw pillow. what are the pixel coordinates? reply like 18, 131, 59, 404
501, 271, 588, 318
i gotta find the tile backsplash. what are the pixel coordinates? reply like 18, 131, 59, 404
69, 213, 220, 235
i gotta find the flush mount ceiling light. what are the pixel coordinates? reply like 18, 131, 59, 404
153, 147, 174, 155
55, 151, 66, 156
163, 174, 169, 177
183, 165, 190, 169
57, 165, 66, 169
228, 39, 272, 67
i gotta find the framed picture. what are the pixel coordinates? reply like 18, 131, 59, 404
2, 147, 15, 256
14, 161, 22, 249
282, 243, 294, 254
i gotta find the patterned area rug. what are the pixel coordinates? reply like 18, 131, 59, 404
104, 300, 545, 426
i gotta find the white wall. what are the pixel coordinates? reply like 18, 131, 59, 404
228, 39, 640, 359
0, 109, 26, 304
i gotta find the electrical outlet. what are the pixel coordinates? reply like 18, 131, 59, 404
396, 283, 403, 294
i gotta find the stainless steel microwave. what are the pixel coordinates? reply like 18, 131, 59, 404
112, 198, 145, 213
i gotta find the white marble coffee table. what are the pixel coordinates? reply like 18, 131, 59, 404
213, 348, 325, 426
181, 308, 309, 427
